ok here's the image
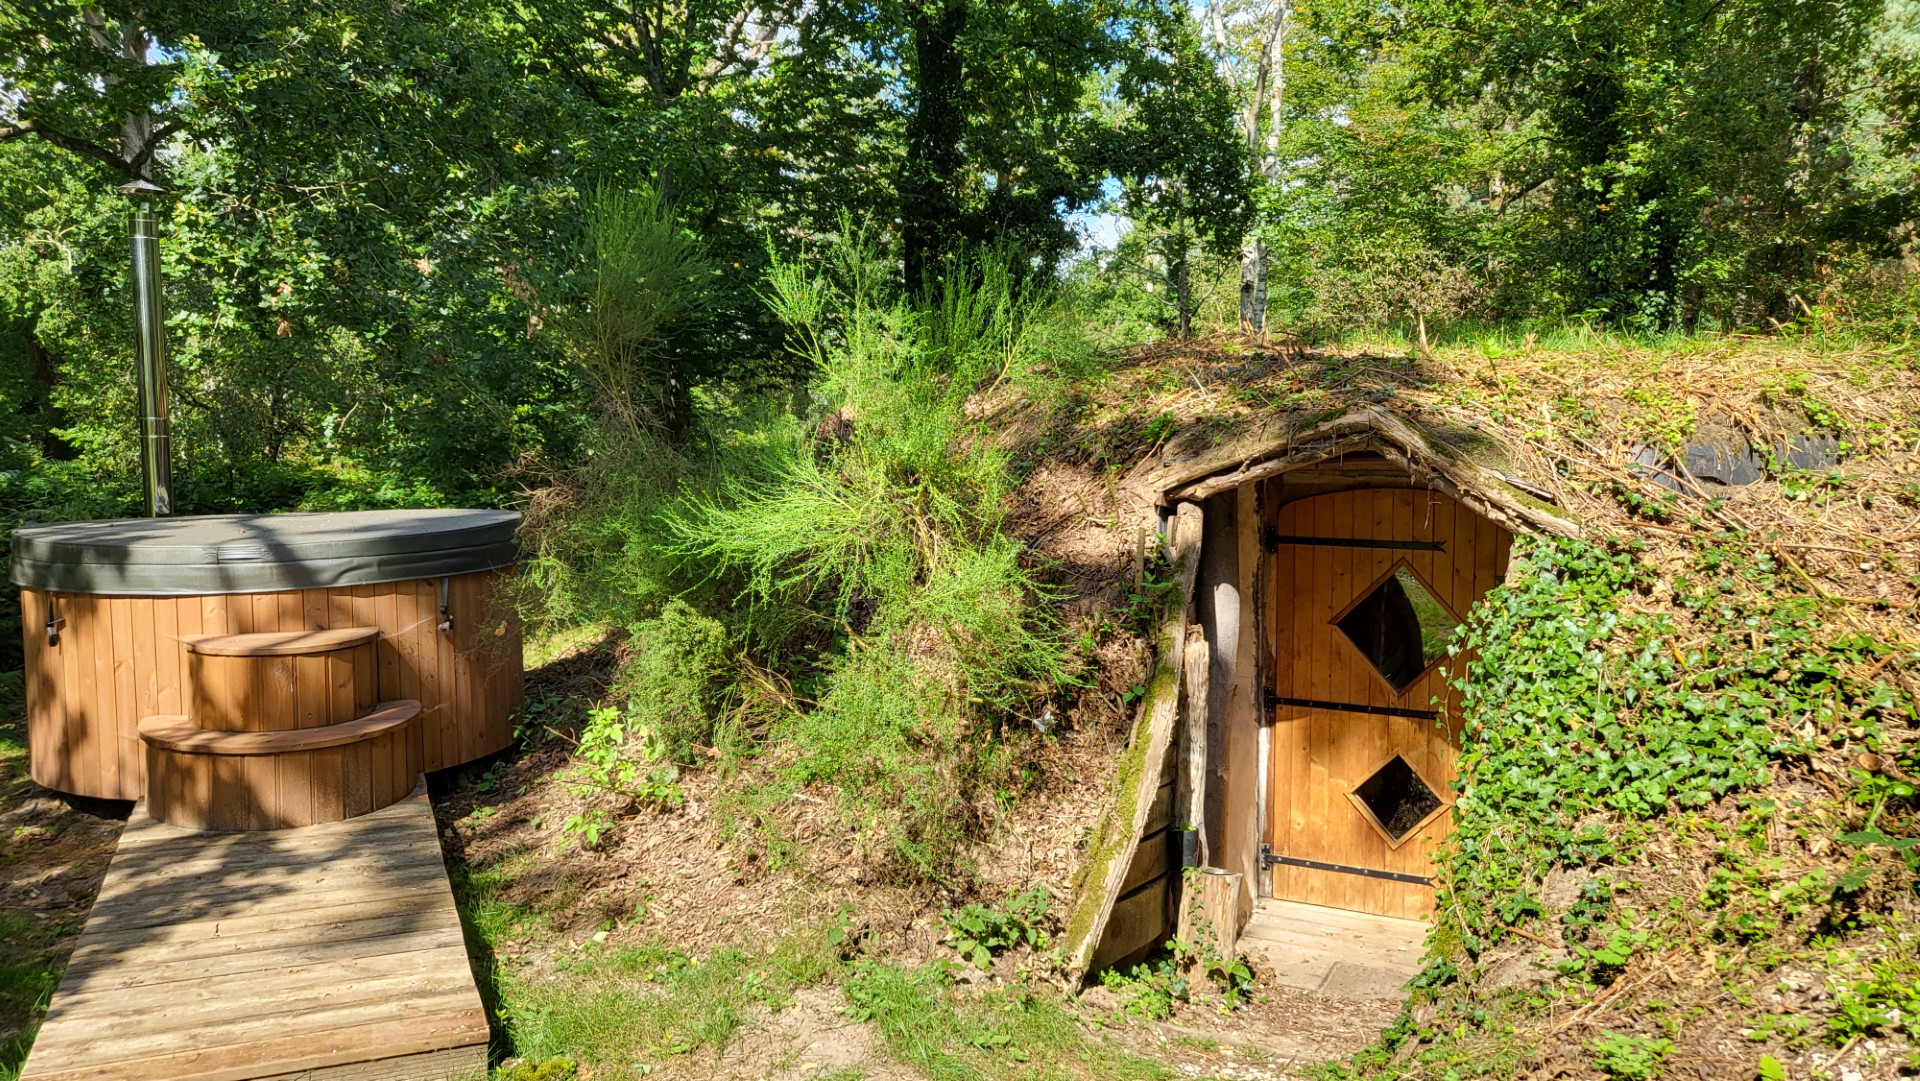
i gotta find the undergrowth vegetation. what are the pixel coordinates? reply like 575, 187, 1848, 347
455, 853, 1166, 1081
526, 237, 1083, 881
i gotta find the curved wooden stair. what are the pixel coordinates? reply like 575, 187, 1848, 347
139, 626, 424, 832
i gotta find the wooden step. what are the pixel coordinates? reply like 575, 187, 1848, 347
140, 701, 419, 755
140, 702, 423, 831
185, 631, 382, 733
183, 628, 381, 657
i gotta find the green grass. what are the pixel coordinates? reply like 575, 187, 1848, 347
498, 938, 836, 1077
451, 849, 553, 950
1307, 314, 1901, 361
452, 844, 1166, 1080
844, 960, 1170, 1081
0, 930, 58, 1081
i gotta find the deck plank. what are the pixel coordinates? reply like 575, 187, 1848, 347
21, 786, 489, 1081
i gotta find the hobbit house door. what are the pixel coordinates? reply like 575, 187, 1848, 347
1263, 487, 1511, 919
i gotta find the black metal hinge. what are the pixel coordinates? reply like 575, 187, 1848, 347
1264, 691, 1438, 722
1260, 844, 1434, 887
1263, 529, 1445, 554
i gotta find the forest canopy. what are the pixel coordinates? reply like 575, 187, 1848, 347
0, 0, 1914, 519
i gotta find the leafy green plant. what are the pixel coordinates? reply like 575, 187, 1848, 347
1779, 469, 1851, 504
1587, 1032, 1672, 1080
1169, 937, 1254, 1010
1435, 535, 1851, 957
561, 809, 614, 850
562, 704, 684, 850
1567, 927, 1650, 984
1098, 958, 1190, 1021
1825, 953, 1920, 1044
1121, 551, 1180, 635
940, 889, 1051, 969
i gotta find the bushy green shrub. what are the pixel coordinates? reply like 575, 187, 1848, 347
618, 600, 735, 760
654, 241, 1078, 879
528, 234, 1083, 881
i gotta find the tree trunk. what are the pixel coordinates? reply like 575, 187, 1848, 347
1239, 237, 1265, 336
1170, 220, 1195, 339
902, 0, 969, 291
1218, 1, 1289, 339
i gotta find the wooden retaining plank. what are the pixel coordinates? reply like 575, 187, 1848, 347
1064, 502, 1205, 977
20, 788, 489, 1081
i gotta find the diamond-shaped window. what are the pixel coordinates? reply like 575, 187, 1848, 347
1335, 563, 1459, 694
1349, 754, 1446, 847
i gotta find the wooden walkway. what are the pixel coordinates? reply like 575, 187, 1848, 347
21, 787, 489, 1081
1240, 898, 1426, 999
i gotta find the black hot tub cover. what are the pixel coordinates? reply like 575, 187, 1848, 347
9, 509, 521, 595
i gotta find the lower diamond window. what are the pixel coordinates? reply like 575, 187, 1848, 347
1351, 754, 1444, 845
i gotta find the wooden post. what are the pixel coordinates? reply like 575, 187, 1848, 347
1175, 867, 1243, 971
1180, 627, 1210, 868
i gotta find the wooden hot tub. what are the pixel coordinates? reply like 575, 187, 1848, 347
11, 510, 523, 817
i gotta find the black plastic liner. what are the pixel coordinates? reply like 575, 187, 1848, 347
9, 510, 520, 596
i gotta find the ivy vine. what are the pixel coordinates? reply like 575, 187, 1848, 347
1435, 534, 1914, 959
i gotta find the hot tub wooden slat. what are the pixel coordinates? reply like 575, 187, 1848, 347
19, 788, 488, 1081
111, 595, 139, 796
82, 595, 114, 796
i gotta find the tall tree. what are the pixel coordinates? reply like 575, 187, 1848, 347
1205, 0, 1291, 336
1383, 0, 1911, 325
809, 0, 1182, 286
901, 0, 971, 288
1106, 11, 1253, 337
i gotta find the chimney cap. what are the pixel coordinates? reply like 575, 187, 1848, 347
117, 178, 166, 196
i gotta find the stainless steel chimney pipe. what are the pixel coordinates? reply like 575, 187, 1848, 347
122, 180, 172, 517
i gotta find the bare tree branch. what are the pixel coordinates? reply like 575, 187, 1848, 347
126, 119, 184, 175
0, 118, 132, 175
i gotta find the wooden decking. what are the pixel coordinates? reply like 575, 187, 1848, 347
21, 787, 489, 1081
1240, 898, 1427, 999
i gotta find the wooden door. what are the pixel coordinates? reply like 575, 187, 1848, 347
1263, 488, 1511, 918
